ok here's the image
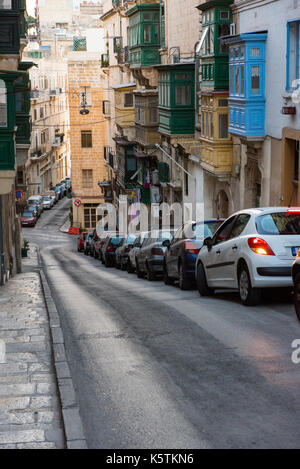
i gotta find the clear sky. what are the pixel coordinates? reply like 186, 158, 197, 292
26, 0, 35, 16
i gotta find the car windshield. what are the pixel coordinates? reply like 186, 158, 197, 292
43, 196, 50, 201
29, 200, 39, 205
23, 212, 32, 217
256, 212, 300, 235
157, 231, 174, 241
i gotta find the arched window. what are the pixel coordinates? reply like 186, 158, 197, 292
0, 79, 7, 127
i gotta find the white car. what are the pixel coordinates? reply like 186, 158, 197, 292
195, 207, 300, 306
42, 195, 54, 210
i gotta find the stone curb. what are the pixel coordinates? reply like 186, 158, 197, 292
39, 268, 87, 449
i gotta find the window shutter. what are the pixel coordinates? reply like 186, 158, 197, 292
158, 162, 169, 183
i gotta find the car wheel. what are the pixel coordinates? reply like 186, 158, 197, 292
238, 264, 261, 306
94, 250, 98, 259
146, 262, 155, 281
84, 249, 87, 256
163, 262, 174, 285
196, 263, 214, 297
294, 272, 300, 322
104, 256, 110, 268
136, 260, 144, 279
178, 262, 190, 291
121, 259, 127, 271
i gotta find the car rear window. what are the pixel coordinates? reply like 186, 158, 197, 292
23, 212, 32, 217
110, 237, 123, 245
256, 212, 300, 235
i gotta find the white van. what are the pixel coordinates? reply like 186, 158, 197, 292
28, 195, 43, 216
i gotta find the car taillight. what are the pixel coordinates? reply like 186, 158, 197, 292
183, 241, 199, 254
106, 245, 114, 252
296, 249, 300, 259
248, 237, 275, 256
124, 247, 131, 253
151, 247, 164, 255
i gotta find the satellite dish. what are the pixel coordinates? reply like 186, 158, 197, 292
80, 108, 89, 115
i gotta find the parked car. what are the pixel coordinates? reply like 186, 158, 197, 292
102, 234, 124, 267
94, 231, 115, 262
50, 186, 62, 200
292, 249, 300, 321
28, 195, 43, 216
77, 231, 88, 252
26, 204, 39, 219
115, 234, 137, 270
45, 189, 59, 204
136, 230, 175, 281
128, 231, 150, 273
84, 231, 94, 256
21, 210, 37, 227
163, 219, 224, 290
91, 229, 100, 258
42, 195, 54, 210
196, 207, 300, 306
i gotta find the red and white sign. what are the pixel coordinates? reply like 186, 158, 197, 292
15, 190, 24, 200
74, 199, 81, 207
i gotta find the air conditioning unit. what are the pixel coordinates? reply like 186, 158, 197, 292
230, 23, 236, 36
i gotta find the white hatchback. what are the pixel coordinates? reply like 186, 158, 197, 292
195, 207, 300, 306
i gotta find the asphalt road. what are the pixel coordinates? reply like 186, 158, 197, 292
24, 198, 300, 449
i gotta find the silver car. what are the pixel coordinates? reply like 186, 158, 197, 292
135, 230, 175, 281
128, 231, 150, 273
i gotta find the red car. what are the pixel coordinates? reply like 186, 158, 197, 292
77, 231, 88, 252
21, 210, 37, 227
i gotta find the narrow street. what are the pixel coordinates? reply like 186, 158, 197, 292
22, 200, 300, 449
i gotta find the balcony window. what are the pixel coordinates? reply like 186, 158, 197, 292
124, 92, 133, 108
102, 100, 111, 116
251, 66, 260, 95
219, 114, 228, 139
0, 0, 12, 8
287, 20, 300, 90
0, 79, 7, 127
175, 85, 191, 106
160, 1, 166, 48
144, 24, 151, 43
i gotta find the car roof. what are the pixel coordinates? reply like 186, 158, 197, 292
230, 207, 299, 217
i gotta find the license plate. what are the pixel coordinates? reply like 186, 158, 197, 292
292, 247, 300, 256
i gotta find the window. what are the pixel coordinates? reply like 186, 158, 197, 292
219, 24, 230, 53
251, 66, 260, 94
17, 170, 23, 185
124, 92, 133, 108
84, 204, 100, 229
287, 21, 300, 90
102, 100, 111, 115
40, 107, 44, 118
218, 99, 227, 107
185, 172, 189, 196
33, 109, 37, 121
160, 1, 166, 48
214, 216, 236, 244
220, 11, 229, 20
0, 0, 12, 8
228, 214, 250, 239
144, 25, 151, 43
82, 169, 93, 188
219, 114, 228, 139
81, 130, 92, 148
240, 64, 245, 95
251, 48, 260, 57
175, 85, 190, 105
210, 113, 214, 138
235, 66, 239, 95
0, 79, 7, 127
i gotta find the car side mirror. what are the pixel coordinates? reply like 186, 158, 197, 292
204, 237, 213, 251
162, 239, 171, 248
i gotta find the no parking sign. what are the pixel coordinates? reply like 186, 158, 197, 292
15, 190, 23, 200
74, 199, 81, 207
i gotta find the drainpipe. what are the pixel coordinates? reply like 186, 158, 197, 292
0, 196, 5, 286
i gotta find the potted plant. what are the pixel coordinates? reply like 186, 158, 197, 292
22, 239, 30, 258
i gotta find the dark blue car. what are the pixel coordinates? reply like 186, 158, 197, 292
163, 219, 224, 290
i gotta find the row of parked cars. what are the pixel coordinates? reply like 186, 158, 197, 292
77, 207, 300, 317
21, 178, 71, 228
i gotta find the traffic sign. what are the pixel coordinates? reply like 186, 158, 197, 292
74, 199, 81, 207
15, 190, 24, 200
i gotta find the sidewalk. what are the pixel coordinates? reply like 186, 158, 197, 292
0, 247, 65, 448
